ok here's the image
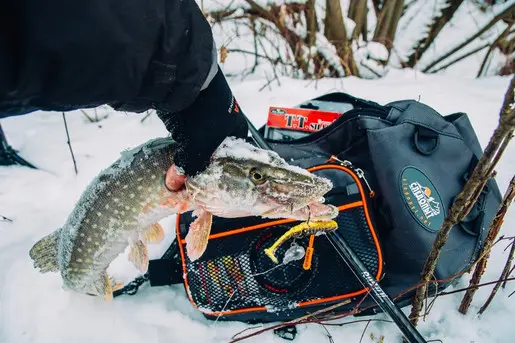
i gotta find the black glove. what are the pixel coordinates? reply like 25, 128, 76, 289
157, 67, 249, 176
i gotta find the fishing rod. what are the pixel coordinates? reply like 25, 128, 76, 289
243, 115, 427, 343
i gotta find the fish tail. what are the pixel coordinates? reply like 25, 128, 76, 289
29, 228, 62, 273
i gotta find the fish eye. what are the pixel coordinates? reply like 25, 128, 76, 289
249, 168, 267, 185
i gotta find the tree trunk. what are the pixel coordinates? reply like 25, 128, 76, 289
348, 0, 368, 41
305, 0, 317, 47
373, 0, 404, 51
371, 0, 382, 17
406, 0, 464, 68
324, 0, 359, 76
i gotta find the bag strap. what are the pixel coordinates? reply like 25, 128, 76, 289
147, 239, 184, 286
113, 239, 183, 298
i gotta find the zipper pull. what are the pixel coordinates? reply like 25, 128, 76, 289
329, 155, 352, 167
355, 168, 375, 198
329, 155, 375, 198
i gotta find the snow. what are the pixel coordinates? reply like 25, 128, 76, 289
1, 69, 514, 343
213, 137, 313, 176
354, 42, 390, 79
391, 0, 452, 68
412, 1, 513, 74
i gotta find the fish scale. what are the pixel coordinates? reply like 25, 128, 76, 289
57, 139, 185, 294
29, 136, 338, 300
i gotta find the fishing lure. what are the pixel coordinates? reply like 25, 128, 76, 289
264, 220, 338, 264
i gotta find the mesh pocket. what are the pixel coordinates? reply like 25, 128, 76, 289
182, 206, 380, 314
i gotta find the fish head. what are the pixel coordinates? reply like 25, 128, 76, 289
185, 138, 338, 220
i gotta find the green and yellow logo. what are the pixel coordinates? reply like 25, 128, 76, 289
400, 167, 444, 232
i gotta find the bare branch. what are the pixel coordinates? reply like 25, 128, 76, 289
409, 75, 515, 326
423, 4, 515, 73
477, 24, 514, 77
459, 174, 515, 313
359, 320, 371, 343
405, 0, 465, 68
0, 215, 13, 222
62, 112, 78, 175
429, 42, 490, 74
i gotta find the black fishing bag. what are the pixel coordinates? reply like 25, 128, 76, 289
132, 92, 503, 324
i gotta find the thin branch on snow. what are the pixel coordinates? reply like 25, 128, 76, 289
80, 109, 95, 123
476, 176, 515, 314
434, 276, 515, 298
459, 173, 515, 314
322, 319, 393, 327
228, 268, 515, 342
358, 320, 371, 343
140, 110, 154, 123
429, 42, 491, 74
0, 215, 13, 222
319, 324, 335, 343
62, 112, 78, 175
477, 24, 514, 77
480, 238, 515, 313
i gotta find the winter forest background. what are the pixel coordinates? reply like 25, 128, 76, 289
202, 0, 513, 80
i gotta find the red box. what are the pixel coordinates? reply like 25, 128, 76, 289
266, 107, 341, 133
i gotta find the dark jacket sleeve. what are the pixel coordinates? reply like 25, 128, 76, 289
0, 0, 214, 118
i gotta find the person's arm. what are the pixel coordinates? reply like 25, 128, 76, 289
0, 0, 248, 184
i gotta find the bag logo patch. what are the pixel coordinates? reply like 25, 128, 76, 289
400, 167, 444, 232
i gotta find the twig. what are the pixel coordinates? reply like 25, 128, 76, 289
140, 110, 153, 123
409, 75, 515, 326
504, 259, 515, 289
429, 43, 490, 74
258, 72, 276, 92
230, 292, 369, 342
228, 272, 515, 343
319, 324, 335, 343
80, 109, 95, 123
459, 174, 515, 314
230, 325, 264, 340
359, 320, 371, 343
423, 4, 515, 73
438, 276, 515, 297
0, 215, 13, 222
477, 25, 514, 77
321, 319, 393, 327
62, 112, 78, 175
477, 176, 515, 312
479, 237, 515, 314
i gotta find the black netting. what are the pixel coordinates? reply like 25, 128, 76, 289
181, 206, 380, 314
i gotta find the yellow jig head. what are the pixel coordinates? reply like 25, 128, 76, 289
264, 220, 338, 264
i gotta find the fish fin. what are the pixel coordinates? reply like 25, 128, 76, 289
109, 276, 124, 292
142, 223, 165, 244
103, 272, 114, 301
128, 240, 149, 273
185, 210, 213, 261
29, 228, 62, 273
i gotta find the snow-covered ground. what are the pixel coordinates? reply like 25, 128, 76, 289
1, 69, 514, 343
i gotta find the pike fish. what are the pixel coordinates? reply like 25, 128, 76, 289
29, 137, 338, 300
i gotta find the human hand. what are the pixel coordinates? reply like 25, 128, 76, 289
165, 164, 187, 191
158, 67, 248, 192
